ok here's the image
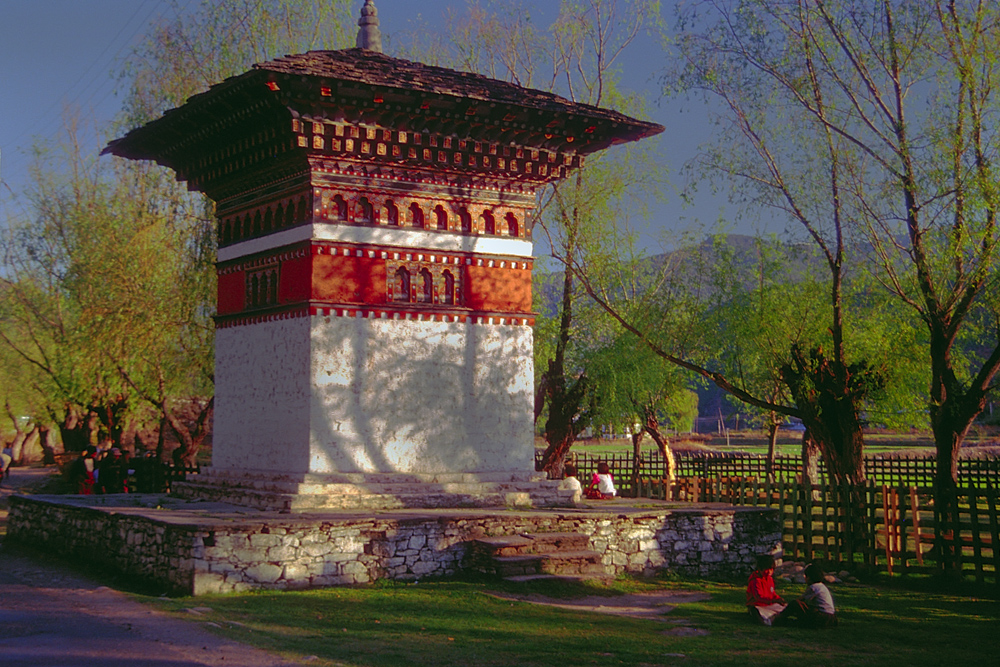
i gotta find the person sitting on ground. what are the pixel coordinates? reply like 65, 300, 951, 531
773, 563, 838, 628
586, 461, 617, 499
558, 463, 583, 502
746, 554, 786, 625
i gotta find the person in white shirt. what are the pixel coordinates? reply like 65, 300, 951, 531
773, 563, 838, 628
557, 463, 583, 502
587, 461, 617, 499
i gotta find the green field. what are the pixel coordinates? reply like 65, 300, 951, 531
146, 574, 1000, 667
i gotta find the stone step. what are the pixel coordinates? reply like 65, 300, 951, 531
474, 532, 590, 557
187, 475, 558, 498
473, 535, 534, 557
172, 481, 547, 511
503, 573, 612, 583
517, 531, 591, 552
494, 550, 605, 577
467, 530, 612, 580
195, 469, 552, 486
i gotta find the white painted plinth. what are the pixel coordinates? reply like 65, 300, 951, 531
214, 316, 535, 476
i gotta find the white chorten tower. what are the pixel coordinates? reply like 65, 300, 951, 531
105, 2, 663, 510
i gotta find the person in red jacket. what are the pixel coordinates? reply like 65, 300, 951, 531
747, 554, 786, 625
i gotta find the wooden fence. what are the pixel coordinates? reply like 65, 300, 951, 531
539, 450, 1000, 491
634, 475, 999, 587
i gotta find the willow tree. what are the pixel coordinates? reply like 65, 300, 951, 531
703, 235, 823, 481
0, 118, 213, 456
668, 1, 1000, 568
571, 219, 930, 490
657, 0, 912, 485
564, 0, 929, 487
586, 327, 694, 496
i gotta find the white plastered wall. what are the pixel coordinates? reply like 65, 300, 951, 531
214, 318, 314, 472
217, 224, 534, 263
308, 316, 535, 474
213, 315, 535, 476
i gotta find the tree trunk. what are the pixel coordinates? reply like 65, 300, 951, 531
16, 425, 42, 464
765, 414, 779, 484
643, 417, 676, 501
630, 429, 643, 499
800, 430, 820, 486
38, 425, 57, 464
121, 418, 139, 456
537, 174, 595, 480
92, 393, 128, 450
58, 404, 96, 453
920, 314, 1000, 577
538, 373, 590, 478
164, 397, 213, 467
781, 345, 872, 485
155, 415, 168, 461
929, 394, 975, 579
7, 431, 27, 465
4, 400, 27, 465
538, 434, 572, 480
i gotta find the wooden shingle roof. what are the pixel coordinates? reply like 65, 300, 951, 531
104, 48, 662, 194
254, 48, 662, 144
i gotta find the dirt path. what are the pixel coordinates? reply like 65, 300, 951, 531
484, 590, 712, 636
0, 466, 313, 667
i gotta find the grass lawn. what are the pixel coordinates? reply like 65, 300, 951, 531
143, 575, 1000, 667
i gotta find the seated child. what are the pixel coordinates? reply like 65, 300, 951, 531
746, 554, 786, 625
773, 563, 838, 628
586, 461, 616, 499
558, 463, 583, 502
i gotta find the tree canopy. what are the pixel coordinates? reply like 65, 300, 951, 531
669, 0, 1000, 504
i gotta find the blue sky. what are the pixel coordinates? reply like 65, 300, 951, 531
0, 0, 758, 245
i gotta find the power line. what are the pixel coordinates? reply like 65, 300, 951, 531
71, 0, 163, 125
1, 0, 157, 151
0, 0, 173, 196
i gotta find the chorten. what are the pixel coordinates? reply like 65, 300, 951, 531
105, 1, 663, 510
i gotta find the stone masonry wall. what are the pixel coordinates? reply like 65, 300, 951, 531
7, 496, 781, 596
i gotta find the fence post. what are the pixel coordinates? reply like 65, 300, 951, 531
910, 487, 924, 567
804, 482, 814, 563
777, 479, 786, 554
969, 487, 984, 586
899, 485, 911, 575
820, 482, 830, 563
866, 481, 878, 571
790, 483, 800, 561
987, 487, 1000, 590
882, 484, 894, 576
952, 488, 965, 577
840, 480, 852, 568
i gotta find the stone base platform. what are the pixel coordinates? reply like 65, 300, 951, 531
172, 468, 572, 511
6, 494, 782, 596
